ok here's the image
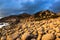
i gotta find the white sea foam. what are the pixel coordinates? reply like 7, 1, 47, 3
0, 17, 2, 19
0, 23, 9, 28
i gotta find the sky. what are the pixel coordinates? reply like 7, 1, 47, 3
0, 0, 60, 17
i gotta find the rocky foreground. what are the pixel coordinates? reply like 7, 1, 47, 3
0, 10, 60, 40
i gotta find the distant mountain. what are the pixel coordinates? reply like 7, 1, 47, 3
0, 10, 60, 23
0, 10, 60, 25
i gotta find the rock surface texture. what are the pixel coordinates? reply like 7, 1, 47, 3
0, 10, 60, 40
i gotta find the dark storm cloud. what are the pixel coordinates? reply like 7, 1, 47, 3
0, 0, 60, 17
49, 1, 60, 13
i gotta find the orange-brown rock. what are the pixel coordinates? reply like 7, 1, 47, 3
0, 10, 60, 40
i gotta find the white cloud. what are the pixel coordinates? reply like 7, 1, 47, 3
55, 0, 59, 2
30, 0, 35, 2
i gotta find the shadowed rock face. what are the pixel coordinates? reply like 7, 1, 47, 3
34, 10, 59, 21
0, 10, 60, 40
0, 13, 31, 24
